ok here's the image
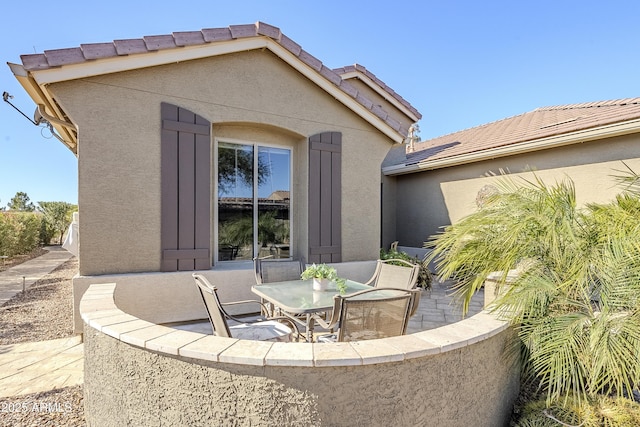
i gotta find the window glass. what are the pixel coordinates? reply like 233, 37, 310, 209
217, 142, 291, 261
217, 142, 254, 260
257, 147, 291, 259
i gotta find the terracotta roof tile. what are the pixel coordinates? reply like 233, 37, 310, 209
338, 80, 359, 99
113, 39, 147, 56
81, 43, 117, 60
298, 49, 322, 71
319, 65, 342, 86
17, 22, 421, 140
229, 24, 257, 39
20, 54, 49, 70
201, 27, 233, 42
334, 63, 421, 120
355, 93, 374, 110
399, 99, 640, 167
143, 35, 177, 51
45, 48, 85, 67
256, 22, 281, 40
371, 104, 389, 121
279, 34, 302, 56
173, 31, 206, 47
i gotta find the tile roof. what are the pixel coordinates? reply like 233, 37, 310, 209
392, 98, 640, 169
333, 64, 422, 120
17, 22, 420, 139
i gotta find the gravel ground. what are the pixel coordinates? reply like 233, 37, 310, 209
0, 253, 85, 427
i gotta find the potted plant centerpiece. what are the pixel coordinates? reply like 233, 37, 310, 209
301, 263, 346, 292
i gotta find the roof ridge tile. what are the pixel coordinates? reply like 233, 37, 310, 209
229, 24, 257, 39
255, 22, 281, 40
278, 34, 302, 56
172, 31, 206, 47
44, 47, 85, 67
142, 35, 177, 51
535, 97, 640, 111
113, 39, 147, 56
81, 43, 117, 60
201, 27, 233, 42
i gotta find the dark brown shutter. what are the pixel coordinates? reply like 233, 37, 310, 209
308, 132, 342, 263
161, 103, 211, 271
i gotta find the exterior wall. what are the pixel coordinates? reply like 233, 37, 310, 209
49, 49, 393, 275
381, 173, 397, 249
392, 133, 640, 247
81, 283, 519, 427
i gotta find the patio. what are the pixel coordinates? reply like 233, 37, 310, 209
79, 273, 515, 426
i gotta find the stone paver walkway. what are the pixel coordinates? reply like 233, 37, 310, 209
407, 279, 484, 334
0, 246, 82, 398
0, 336, 83, 398
0, 246, 73, 306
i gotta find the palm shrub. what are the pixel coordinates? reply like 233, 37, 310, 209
425, 174, 640, 418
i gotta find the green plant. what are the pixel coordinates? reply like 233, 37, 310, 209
379, 248, 432, 289
37, 201, 77, 245
0, 211, 42, 257
426, 173, 640, 410
516, 395, 640, 426
301, 263, 338, 280
301, 263, 347, 293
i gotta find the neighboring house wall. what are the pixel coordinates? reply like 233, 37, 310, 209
49, 49, 394, 275
390, 132, 640, 247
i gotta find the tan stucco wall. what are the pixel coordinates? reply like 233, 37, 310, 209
391, 133, 640, 247
81, 283, 519, 426
48, 49, 394, 275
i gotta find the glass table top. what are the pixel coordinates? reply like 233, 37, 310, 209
252, 279, 387, 314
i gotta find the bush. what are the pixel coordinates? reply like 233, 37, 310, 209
515, 395, 640, 427
379, 247, 432, 289
0, 212, 43, 257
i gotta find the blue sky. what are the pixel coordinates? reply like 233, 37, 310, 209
1, 0, 639, 206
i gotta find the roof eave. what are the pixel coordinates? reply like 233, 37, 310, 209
8, 62, 78, 154
383, 118, 640, 176
16, 36, 407, 145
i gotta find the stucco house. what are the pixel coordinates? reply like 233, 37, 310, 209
8, 22, 421, 330
13, 22, 640, 426
382, 98, 640, 248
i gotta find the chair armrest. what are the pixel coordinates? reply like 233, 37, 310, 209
220, 299, 270, 321
312, 314, 338, 331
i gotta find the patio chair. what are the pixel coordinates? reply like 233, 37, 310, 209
253, 256, 305, 317
193, 273, 299, 342
253, 256, 305, 284
364, 259, 420, 290
314, 287, 420, 342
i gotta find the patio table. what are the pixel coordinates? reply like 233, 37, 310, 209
251, 279, 373, 342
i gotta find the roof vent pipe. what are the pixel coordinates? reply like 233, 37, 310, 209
405, 123, 419, 154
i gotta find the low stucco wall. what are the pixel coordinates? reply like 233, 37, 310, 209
80, 283, 519, 426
